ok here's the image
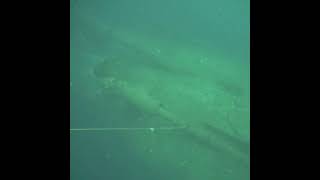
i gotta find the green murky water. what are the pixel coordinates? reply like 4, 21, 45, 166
71, 0, 250, 179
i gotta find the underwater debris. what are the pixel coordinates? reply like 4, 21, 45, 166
215, 79, 245, 97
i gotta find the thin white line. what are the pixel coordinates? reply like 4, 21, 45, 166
70, 126, 187, 132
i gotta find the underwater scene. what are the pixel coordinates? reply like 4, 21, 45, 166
70, 0, 250, 179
